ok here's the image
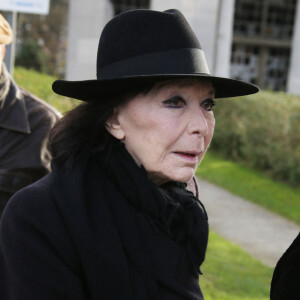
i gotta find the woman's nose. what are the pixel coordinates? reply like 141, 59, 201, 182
187, 109, 209, 137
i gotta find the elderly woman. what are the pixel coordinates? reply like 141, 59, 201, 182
0, 9, 258, 300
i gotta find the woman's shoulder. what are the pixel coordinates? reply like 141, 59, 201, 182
271, 232, 300, 299
0, 171, 80, 269
1, 173, 57, 224
0, 173, 86, 298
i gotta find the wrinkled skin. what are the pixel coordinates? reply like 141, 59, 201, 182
106, 78, 216, 185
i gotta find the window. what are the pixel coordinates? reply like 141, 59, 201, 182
231, 0, 297, 90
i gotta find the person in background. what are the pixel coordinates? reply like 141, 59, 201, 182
0, 14, 60, 216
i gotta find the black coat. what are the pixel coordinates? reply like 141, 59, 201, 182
271, 232, 300, 299
0, 64, 60, 214
0, 145, 208, 299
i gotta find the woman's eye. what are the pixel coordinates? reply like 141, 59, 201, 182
163, 96, 186, 108
201, 98, 216, 111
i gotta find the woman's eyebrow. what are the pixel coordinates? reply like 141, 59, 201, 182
206, 89, 216, 98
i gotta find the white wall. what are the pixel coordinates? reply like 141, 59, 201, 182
213, 0, 235, 77
287, 0, 300, 95
66, 0, 113, 80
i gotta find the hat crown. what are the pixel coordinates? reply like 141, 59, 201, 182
97, 9, 201, 70
52, 8, 259, 101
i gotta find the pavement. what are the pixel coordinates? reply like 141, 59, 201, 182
197, 179, 300, 268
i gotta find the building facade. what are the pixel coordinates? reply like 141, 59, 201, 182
66, 0, 300, 95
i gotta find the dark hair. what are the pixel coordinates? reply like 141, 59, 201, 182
50, 85, 154, 167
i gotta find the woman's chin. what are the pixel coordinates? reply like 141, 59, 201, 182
148, 169, 194, 185
165, 169, 195, 184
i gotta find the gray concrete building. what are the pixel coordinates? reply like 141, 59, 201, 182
65, 0, 300, 95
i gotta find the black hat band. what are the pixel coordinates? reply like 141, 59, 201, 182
97, 48, 210, 80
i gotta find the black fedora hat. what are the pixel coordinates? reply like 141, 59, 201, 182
53, 9, 259, 100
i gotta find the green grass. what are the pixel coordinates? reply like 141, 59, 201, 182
201, 231, 273, 300
197, 151, 300, 225
14, 67, 78, 114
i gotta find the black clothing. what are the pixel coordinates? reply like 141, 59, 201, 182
0, 141, 209, 299
0, 65, 60, 213
271, 232, 300, 299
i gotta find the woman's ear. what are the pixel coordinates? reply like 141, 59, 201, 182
105, 107, 125, 140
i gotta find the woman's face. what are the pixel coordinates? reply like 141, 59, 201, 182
106, 78, 216, 185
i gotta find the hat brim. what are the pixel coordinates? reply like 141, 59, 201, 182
52, 74, 259, 101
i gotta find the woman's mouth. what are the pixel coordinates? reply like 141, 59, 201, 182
173, 152, 199, 163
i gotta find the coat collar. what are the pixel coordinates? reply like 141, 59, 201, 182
0, 64, 30, 134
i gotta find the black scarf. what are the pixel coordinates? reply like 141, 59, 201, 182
52, 140, 208, 299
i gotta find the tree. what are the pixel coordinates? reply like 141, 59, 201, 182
16, 0, 69, 76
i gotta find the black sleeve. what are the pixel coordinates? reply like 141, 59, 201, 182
0, 181, 87, 300
0, 191, 13, 216
271, 232, 300, 300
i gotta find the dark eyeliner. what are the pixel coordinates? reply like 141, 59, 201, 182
201, 98, 216, 111
162, 96, 186, 108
